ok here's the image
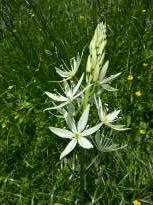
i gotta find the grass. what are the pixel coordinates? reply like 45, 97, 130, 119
0, 0, 153, 204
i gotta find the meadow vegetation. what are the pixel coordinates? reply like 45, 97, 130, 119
0, 0, 153, 204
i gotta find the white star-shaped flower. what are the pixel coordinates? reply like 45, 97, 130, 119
95, 97, 128, 131
45, 73, 85, 110
98, 60, 121, 91
49, 105, 102, 159
55, 53, 81, 81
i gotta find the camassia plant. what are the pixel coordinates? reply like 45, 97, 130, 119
45, 22, 128, 159
44, 22, 128, 203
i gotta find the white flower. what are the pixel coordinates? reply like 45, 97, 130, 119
44, 73, 84, 110
95, 97, 128, 131
49, 105, 102, 159
98, 60, 121, 91
55, 53, 81, 81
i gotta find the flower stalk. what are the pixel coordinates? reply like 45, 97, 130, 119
79, 149, 86, 204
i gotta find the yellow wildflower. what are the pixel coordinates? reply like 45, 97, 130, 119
2, 122, 7, 129
142, 9, 146, 13
139, 129, 145, 135
78, 15, 85, 22
8, 85, 15, 90
142, 63, 148, 67
14, 114, 19, 120
133, 199, 141, 205
127, 74, 134, 81
135, 91, 142, 97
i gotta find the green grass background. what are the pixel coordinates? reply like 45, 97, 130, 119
0, 0, 153, 204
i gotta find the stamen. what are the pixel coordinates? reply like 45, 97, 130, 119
74, 131, 81, 138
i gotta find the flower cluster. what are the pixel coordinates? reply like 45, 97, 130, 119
45, 22, 128, 159
86, 22, 121, 91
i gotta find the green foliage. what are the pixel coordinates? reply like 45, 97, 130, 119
0, 0, 153, 204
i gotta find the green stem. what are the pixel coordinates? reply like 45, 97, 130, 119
79, 149, 86, 204
80, 75, 92, 203
83, 86, 91, 110
83, 75, 92, 109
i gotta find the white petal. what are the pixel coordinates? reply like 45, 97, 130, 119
77, 105, 90, 132
70, 57, 75, 70
102, 84, 118, 92
78, 137, 93, 149
45, 91, 67, 102
94, 97, 103, 119
99, 60, 109, 81
86, 55, 92, 72
65, 113, 77, 132
108, 124, 129, 131
64, 82, 71, 95
82, 123, 102, 137
94, 95, 98, 109
98, 97, 103, 110
60, 138, 77, 159
73, 73, 84, 96
55, 67, 68, 78
101, 72, 121, 84
107, 110, 120, 122
44, 101, 69, 111
71, 54, 81, 72
57, 106, 67, 115
74, 83, 92, 99
98, 98, 105, 119
49, 127, 73, 138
